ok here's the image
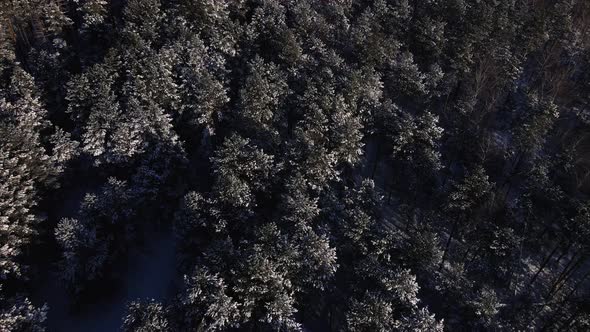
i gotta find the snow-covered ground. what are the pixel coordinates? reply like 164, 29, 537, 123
37, 228, 177, 332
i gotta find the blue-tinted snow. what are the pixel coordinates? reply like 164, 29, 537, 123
39, 229, 177, 332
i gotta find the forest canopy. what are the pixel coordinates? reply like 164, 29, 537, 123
2, 0, 590, 331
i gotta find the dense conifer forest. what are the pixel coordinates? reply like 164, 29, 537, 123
2, 0, 590, 331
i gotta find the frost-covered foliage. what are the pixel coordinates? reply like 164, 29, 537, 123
55, 178, 134, 295
177, 267, 240, 331
0, 66, 76, 280
0, 289, 47, 332
3, 0, 590, 330
212, 134, 277, 208
122, 299, 169, 332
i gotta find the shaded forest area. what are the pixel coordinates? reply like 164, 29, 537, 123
2, 0, 590, 331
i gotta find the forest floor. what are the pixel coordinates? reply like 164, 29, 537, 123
27, 166, 181, 331
34, 226, 177, 332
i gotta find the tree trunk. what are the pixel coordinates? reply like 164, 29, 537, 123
558, 307, 581, 332
441, 156, 455, 189
196, 318, 205, 332
370, 140, 381, 180
547, 256, 585, 299
405, 209, 417, 232
498, 151, 523, 196
528, 240, 562, 288
553, 241, 574, 269
511, 151, 524, 177
514, 216, 530, 295
560, 268, 590, 307
551, 251, 580, 286
467, 247, 482, 266
542, 269, 590, 332
439, 220, 458, 270
502, 181, 513, 203
546, 253, 582, 299
462, 245, 472, 263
